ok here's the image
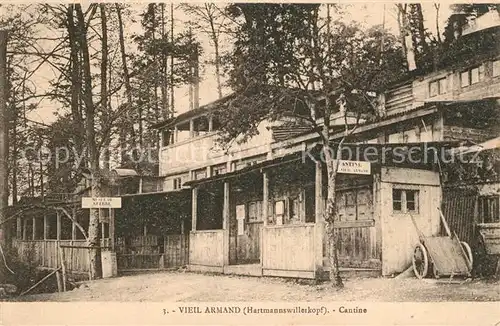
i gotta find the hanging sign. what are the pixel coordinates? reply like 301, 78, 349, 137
337, 160, 371, 175
82, 197, 122, 209
237, 219, 245, 236
236, 204, 246, 220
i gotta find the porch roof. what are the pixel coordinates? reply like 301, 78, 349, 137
184, 151, 305, 187
185, 140, 462, 188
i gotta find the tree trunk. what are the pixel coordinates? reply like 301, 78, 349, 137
0, 30, 8, 257
67, 5, 84, 155
116, 3, 136, 157
169, 3, 175, 111
75, 4, 101, 280
435, 4, 442, 43
321, 95, 344, 288
160, 3, 169, 120
100, 4, 110, 170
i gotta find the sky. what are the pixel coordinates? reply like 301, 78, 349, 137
14, 3, 453, 125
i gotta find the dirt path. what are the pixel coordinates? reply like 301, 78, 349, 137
11, 271, 500, 302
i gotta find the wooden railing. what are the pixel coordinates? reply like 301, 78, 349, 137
189, 230, 224, 267
262, 224, 316, 274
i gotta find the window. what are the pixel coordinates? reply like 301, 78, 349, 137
288, 197, 300, 223
173, 177, 183, 190
493, 60, 500, 77
461, 66, 484, 87
161, 130, 172, 147
194, 169, 207, 180
392, 189, 419, 213
478, 196, 500, 223
429, 77, 447, 97
212, 164, 227, 176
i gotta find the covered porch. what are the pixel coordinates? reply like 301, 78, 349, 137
187, 154, 328, 279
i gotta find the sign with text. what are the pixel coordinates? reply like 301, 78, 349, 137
338, 160, 371, 175
82, 197, 122, 209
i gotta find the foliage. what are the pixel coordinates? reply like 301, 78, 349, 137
217, 4, 406, 145
115, 194, 190, 236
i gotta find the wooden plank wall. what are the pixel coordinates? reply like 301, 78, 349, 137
13, 240, 90, 273
116, 234, 189, 270
262, 225, 315, 272
385, 83, 413, 116
189, 230, 224, 267
164, 234, 189, 268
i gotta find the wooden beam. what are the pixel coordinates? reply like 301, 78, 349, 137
192, 187, 198, 231
223, 181, 230, 266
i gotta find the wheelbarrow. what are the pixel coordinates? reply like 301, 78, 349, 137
410, 208, 473, 279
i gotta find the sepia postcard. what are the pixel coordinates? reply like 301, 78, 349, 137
0, 1, 499, 325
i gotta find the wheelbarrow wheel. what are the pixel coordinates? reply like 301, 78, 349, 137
460, 241, 473, 271
412, 242, 429, 279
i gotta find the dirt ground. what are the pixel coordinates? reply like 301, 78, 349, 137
9, 271, 500, 302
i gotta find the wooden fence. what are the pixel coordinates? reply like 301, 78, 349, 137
262, 224, 316, 278
13, 240, 90, 274
116, 234, 189, 271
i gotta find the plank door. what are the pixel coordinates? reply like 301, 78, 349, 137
236, 201, 262, 264
334, 187, 380, 269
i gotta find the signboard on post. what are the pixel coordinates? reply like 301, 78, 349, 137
337, 160, 371, 175
82, 197, 122, 209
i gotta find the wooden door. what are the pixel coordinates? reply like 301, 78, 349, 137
334, 187, 380, 269
235, 201, 262, 264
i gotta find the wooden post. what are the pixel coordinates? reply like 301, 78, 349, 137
71, 206, 77, 241
109, 208, 115, 251
174, 125, 178, 143
208, 115, 213, 132
22, 219, 27, 240
192, 187, 198, 231
56, 211, 61, 241
139, 177, 143, 194
314, 162, 325, 278
222, 181, 230, 266
32, 217, 36, 240
189, 119, 194, 138
261, 171, 269, 269
43, 213, 48, 240
16, 217, 21, 239
55, 270, 62, 292
58, 245, 67, 292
